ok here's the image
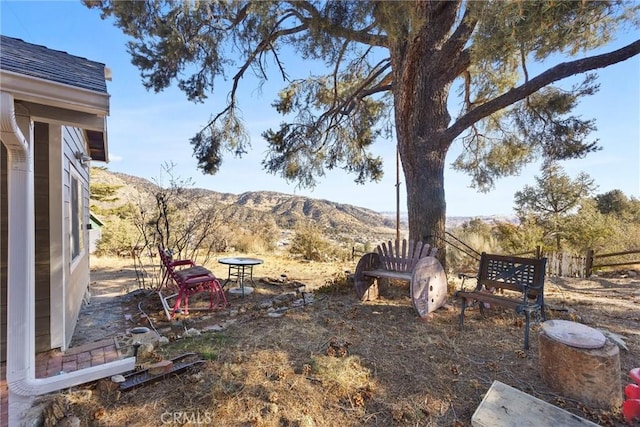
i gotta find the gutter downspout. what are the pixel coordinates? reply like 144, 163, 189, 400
0, 92, 135, 424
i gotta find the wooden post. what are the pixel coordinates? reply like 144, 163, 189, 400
395, 145, 400, 243
585, 249, 594, 277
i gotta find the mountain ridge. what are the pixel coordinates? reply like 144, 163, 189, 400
91, 168, 516, 242
90, 168, 399, 243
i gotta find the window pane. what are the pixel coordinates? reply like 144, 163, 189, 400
71, 175, 82, 259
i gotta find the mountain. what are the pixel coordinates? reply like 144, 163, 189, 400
90, 168, 517, 250
90, 168, 399, 243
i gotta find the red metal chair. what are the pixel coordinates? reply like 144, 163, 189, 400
157, 245, 196, 289
623, 367, 640, 426
157, 245, 228, 319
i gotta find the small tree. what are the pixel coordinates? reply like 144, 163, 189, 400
290, 222, 332, 261
135, 163, 226, 263
495, 217, 545, 255
565, 199, 617, 252
594, 189, 631, 215
514, 163, 596, 251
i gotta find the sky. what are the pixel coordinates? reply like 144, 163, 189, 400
1, 1, 639, 217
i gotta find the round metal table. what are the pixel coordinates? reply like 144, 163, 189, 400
218, 257, 263, 297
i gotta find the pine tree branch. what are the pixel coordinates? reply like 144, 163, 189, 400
445, 39, 640, 142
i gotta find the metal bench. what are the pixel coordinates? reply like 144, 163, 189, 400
353, 239, 447, 318
457, 252, 547, 349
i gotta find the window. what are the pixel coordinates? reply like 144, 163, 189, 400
70, 173, 83, 260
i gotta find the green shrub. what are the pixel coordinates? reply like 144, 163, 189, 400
290, 223, 332, 261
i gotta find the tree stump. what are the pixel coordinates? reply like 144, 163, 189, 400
538, 320, 622, 409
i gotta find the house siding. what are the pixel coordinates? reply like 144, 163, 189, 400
62, 126, 90, 347
34, 122, 52, 352
0, 121, 92, 359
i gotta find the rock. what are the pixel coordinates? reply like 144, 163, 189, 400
185, 328, 201, 337
57, 416, 81, 427
267, 311, 284, 318
158, 336, 170, 344
111, 375, 125, 383
259, 301, 274, 309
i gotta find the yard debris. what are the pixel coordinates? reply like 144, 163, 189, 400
119, 353, 205, 391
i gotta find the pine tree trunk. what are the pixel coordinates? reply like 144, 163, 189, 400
390, 16, 456, 267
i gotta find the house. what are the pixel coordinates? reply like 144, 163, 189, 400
0, 35, 135, 423
89, 212, 105, 254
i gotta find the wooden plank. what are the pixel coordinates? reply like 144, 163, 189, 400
407, 240, 416, 270
379, 242, 390, 270
390, 245, 398, 271
362, 269, 412, 282
472, 381, 600, 427
457, 291, 522, 310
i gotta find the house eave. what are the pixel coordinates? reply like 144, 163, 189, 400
0, 69, 109, 116
0, 69, 109, 161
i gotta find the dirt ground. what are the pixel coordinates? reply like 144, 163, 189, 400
48, 254, 639, 426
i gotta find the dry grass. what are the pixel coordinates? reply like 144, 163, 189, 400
52, 254, 640, 426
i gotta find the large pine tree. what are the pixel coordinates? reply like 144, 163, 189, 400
86, 0, 640, 259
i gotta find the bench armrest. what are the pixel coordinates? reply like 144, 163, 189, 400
458, 273, 478, 291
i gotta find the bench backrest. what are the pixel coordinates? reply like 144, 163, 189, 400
477, 252, 546, 297
158, 244, 171, 265
375, 239, 437, 273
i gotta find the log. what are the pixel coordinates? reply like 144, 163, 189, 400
538, 320, 622, 409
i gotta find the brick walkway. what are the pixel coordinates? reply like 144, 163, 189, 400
0, 338, 121, 425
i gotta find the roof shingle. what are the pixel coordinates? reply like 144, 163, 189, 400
0, 35, 107, 93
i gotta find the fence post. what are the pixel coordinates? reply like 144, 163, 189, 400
585, 249, 594, 278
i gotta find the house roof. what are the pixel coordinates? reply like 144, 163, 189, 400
0, 35, 110, 161
89, 212, 105, 227
0, 35, 107, 94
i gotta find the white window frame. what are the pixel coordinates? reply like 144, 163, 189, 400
69, 167, 84, 264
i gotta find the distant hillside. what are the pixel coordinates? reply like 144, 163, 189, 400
90, 168, 398, 243
378, 212, 518, 229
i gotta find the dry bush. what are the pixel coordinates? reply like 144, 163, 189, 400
311, 354, 375, 408
232, 231, 271, 253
